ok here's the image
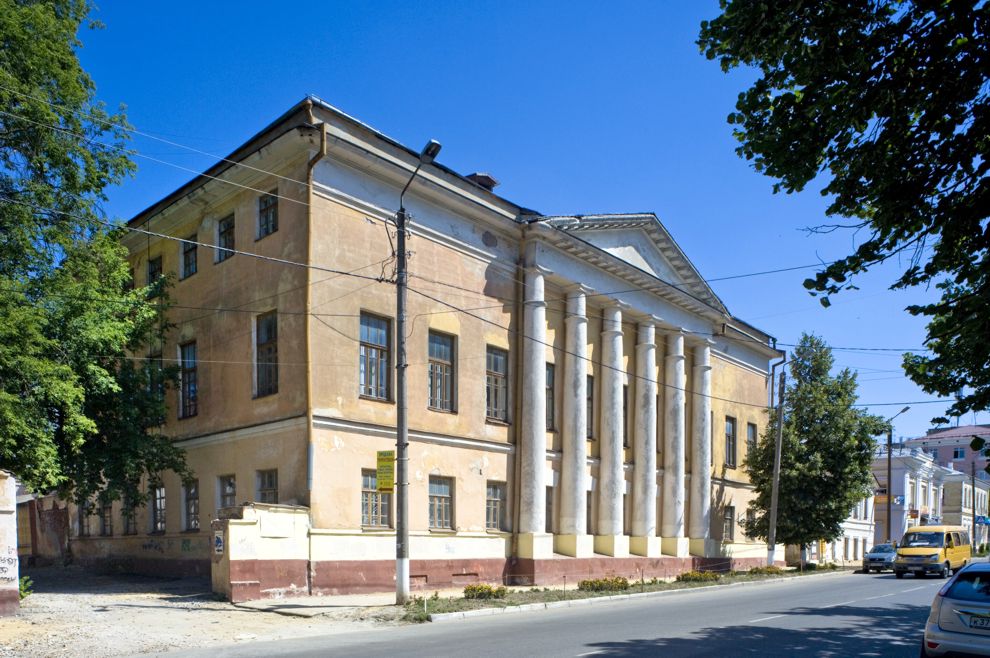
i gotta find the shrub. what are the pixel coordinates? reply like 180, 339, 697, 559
463, 583, 507, 600
19, 576, 32, 600
676, 570, 721, 583
748, 565, 784, 576
577, 576, 630, 592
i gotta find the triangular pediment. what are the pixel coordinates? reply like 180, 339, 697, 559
541, 214, 727, 313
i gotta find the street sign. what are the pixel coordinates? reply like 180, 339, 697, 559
377, 450, 394, 493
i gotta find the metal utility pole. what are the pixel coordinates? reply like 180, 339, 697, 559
885, 406, 910, 544
767, 370, 785, 566
973, 461, 977, 545
395, 139, 441, 605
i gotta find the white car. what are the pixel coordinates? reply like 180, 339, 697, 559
923, 561, 990, 656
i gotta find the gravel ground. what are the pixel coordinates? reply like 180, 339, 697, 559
0, 567, 404, 657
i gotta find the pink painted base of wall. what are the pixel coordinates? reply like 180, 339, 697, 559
0, 589, 19, 616
310, 558, 508, 596
507, 555, 783, 586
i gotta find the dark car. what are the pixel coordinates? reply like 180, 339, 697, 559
862, 543, 896, 573
922, 561, 990, 656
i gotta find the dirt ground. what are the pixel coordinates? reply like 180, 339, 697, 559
0, 567, 405, 657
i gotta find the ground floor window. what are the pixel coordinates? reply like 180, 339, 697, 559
361, 470, 391, 527
722, 506, 735, 542
429, 476, 453, 530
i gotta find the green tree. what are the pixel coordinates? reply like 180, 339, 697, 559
698, 3, 990, 422
743, 334, 886, 551
0, 0, 188, 505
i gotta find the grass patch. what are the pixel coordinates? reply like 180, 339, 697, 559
401, 566, 855, 622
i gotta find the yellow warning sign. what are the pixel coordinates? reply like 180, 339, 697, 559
377, 450, 395, 493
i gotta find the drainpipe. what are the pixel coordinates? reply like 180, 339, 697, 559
304, 104, 327, 509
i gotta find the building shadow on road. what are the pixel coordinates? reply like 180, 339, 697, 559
581, 603, 928, 657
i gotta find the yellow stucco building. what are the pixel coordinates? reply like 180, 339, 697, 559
66, 97, 782, 598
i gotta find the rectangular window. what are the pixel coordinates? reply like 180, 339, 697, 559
427, 332, 455, 412
255, 312, 278, 397
258, 190, 278, 238
586, 494, 594, 535
428, 476, 453, 530
79, 501, 92, 537
359, 313, 391, 400
486, 481, 506, 531
725, 416, 737, 468
99, 501, 113, 537
745, 509, 756, 539
257, 469, 278, 504
147, 255, 162, 286
954, 447, 965, 459
361, 470, 392, 527
217, 214, 235, 262
123, 496, 136, 535
184, 480, 199, 531
723, 505, 735, 542
586, 375, 595, 439
218, 475, 236, 508
545, 486, 554, 534
179, 342, 198, 418
746, 422, 758, 456
623, 384, 629, 447
485, 347, 508, 421
545, 363, 556, 430
151, 485, 166, 533
181, 237, 197, 279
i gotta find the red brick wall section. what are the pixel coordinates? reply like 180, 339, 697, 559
229, 559, 309, 600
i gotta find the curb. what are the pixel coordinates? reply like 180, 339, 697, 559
427, 569, 853, 622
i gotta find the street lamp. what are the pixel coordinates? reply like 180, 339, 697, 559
395, 139, 441, 605
885, 406, 911, 544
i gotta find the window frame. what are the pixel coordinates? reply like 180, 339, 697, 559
953, 446, 966, 459
359, 313, 392, 401
361, 469, 392, 528
180, 236, 197, 279
723, 505, 735, 542
428, 476, 454, 530
179, 341, 198, 419
183, 479, 200, 532
216, 213, 235, 262
725, 416, 738, 469
256, 469, 278, 504
485, 346, 509, 422
586, 374, 595, 439
255, 311, 278, 398
485, 481, 507, 531
746, 422, 758, 457
622, 384, 629, 447
218, 474, 236, 509
98, 500, 113, 537
151, 485, 166, 534
427, 331, 456, 412
147, 255, 163, 286
79, 500, 92, 538
545, 363, 556, 431
257, 190, 279, 239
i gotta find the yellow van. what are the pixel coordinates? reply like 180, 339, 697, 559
893, 525, 972, 579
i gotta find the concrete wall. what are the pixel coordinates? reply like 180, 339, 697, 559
0, 471, 19, 615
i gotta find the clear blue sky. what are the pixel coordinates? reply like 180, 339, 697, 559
77, 1, 969, 439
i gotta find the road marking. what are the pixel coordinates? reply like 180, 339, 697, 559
904, 586, 927, 592
749, 614, 784, 623
821, 600, 857, 609
575, 652, 605, 657
864, 593, 896, 600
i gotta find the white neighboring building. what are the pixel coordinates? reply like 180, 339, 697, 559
803, 494, 876, 566
872, 447, 954, 545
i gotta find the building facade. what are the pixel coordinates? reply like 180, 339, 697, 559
941, 473, 990, 547
62, 97, 783, 596
872, 448, 953, 545
905, 424, 990, 482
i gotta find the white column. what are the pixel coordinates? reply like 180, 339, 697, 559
662, 330, 688, 556
689, 339, 713, 556
631, 319, 659, 557
595, 303, 628, 557
518, 265, 551, 559
556, 285, 593, 557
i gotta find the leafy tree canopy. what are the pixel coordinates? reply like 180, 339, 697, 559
699, 2, 990, 421
743, 334, 887, 549
0, 0, 188, 505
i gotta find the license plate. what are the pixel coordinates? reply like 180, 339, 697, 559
970, 616, 990, 629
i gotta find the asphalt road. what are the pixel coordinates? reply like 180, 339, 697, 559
165, 571, 942, 658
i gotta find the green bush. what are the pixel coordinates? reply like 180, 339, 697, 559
577, 576, 630, 592
676, 570, 721, 583
748, 565, 784, 576
19, 576, 32, 600
463, 583, 507, 600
